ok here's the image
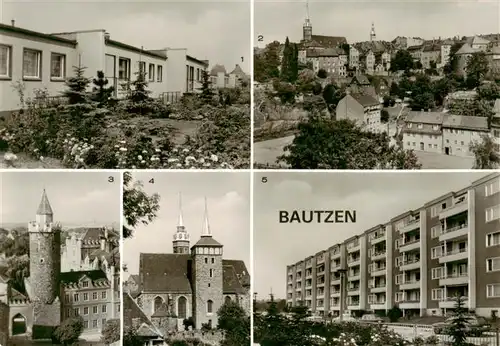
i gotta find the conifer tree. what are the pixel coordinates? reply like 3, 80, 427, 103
92, 70, 114, 105
280, 37, 292, 82
130, 70, 151, 103
199, 70, 214, 103
63, 64, 91, 105
448, 295, 472, 346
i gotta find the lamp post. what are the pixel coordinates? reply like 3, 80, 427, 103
337, 268, 347, 322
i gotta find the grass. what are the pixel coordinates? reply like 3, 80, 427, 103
0, 151, 63, 169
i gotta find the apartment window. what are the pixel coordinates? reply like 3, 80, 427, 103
486, 205, 500, 222
66, 308, 71, 318
431, 267, 444, 279
84, 307, 89, 315
205, 257, 208, 264
417, 123, 423, 129
138, 61, 146, 74
102, 291, 107, 299
487, 258, 500, 272
93, 292, 98, 300
0, 45, 12, 78
102, 318, 107, 327
431, 225, 441, 238
431, 246, 443, 259
487, 284, 500, 298
23, 48, 42, 79
485, 180, 500, 196
433, 125, 439, 130
431, 206, 440, 217
395, 292, 404, 302
92, 319, 98, 328
73, 308, 79, 316
197, 68, 200, 81
157, 65, 163, 82
102, 304, 107, 313
487, 232, 500, 247
50, 53, 65, 79
395, 239, 400, 249
432, 288, 443, 301
84, 320, 89, 329
395, 274, 402, 285
118, 58, 131, 80
148, 63, 155, 82
93, 306, 98, 314
461, 141, 464, 146
65, 293, 70, 303
73, 293, 79, 302
83, 293, 89, 301
211, 258, 215, 264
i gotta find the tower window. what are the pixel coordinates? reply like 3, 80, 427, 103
208, 283, 211, 287
205, 257, 208, 264
40, 258, 44, 263
211, 258, 214, 264
207, 300, 213, 313
209, 269, 213, 278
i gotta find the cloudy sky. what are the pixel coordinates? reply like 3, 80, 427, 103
253, 171, 494, 299
254, 0, 500, 47
2, 0, 250, 74
0, 171, 121, 227
123, 172, 250, 277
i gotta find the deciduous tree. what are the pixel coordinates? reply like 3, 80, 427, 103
52, 316, 84, 345
101, 319, 120, 345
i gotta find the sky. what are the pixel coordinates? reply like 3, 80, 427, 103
123, 172, 250, 278
0, 171, 121, 227
253, 171, 494, 300
2, 0, 250, 74
254, 0, 500, 47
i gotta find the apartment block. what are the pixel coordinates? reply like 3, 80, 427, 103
285, 173, 500, 318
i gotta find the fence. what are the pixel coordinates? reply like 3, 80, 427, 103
160, 92, 181, 104
31, 95, 68, 108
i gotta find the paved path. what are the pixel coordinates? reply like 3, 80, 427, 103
253, 136, 474, 169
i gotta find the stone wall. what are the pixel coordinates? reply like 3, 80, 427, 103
139, 293, 192, 320
32, 299, 61, 339
9, 302, 33, 337
192, 253, 223, 329
151, 316, 177, 334
170, 330, 225, 345
0, 301, 9, 346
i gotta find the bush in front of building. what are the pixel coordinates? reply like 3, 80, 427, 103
51, 316, 84, 345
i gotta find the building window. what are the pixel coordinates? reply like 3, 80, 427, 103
118, 58, 131, 80
148, 63, 155, 82
101, 291, 107, 299
73, 308, 79, 316
65, 294, 70, 303
50, 53, 65, 80
0, 45, 11, 78
92, 320, 98, 328
432, 288, 443, 301
138, 61, 146, 74
82, 281, 89, 288
417, 123, 423, 129
93, 292, 98, 300
157, 65, 163, 82
102, 304, 107, 313
83, 293, 89, 301
487, 258, 500, 272
207, 299, 213, 313
486, 205, 500, 222
23, 48, 42, 79
487, 284, 500, 298
205, 257, 208, 264
211, 258, 215, 264
102, 318, 107, 326
485, 180, 500, 196
431, 267, 444, 280
84, 320, 89, 329
431, 225, 441, 238
84, 307, 89, 315
73, 293, 79, 302
209, 269, 213, 277
93, 305, 98, 314
487, 232, 500, 247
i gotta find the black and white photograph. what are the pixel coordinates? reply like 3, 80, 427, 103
0, 0, 251, 170
253, 171, 500, 345
0, 171, 121, 346
122, 172, 250, 345
253, 0, 500, 170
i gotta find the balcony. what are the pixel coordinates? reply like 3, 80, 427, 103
439, 200, 468, 220
347, 258, 361, 267
370, 302, 387, 310
399, 238, 420, 253
330, 278, 341, 285
439, 247, 468, 264
347, 243, 360, 253
439, 297, 469, 309
306, 260, 313, 268
400, 258, 420, 271
399, 280, 420, 290
370, 266, 387, 277
330, 251, 341, 259
370, 284, 387, 293
347, 273, 361, 282
399, 218, 420, 233
330, 291, 341, 297
371, 251, 386, 261
439, 224, 469, 242
370, 233, 386, 245
330, 263, 341, 271
347, 287, 360, 296
399, 300, 420, 309
439, 272, 468, 286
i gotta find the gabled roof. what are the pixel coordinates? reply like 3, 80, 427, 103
406, 111, 445, 124
105, 39, 166, 60
222, 265, 245, 294
442, 114, 489, 131
59, 270, 108, 285
123, 292, 162, 338
350, 74, 371, 86
210, 64, 227, 76
306, 47, 346, 58
310, 35, 347, 48
351, 93, 379, 107
9, 287, 28, 301
230, 64, 246, 76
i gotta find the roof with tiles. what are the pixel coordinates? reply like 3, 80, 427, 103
59, 270, 109, 287
310, 35, 347, 48
306, 47, 346, 58
350, 93, 379, 107
442, 114, 489, 131
139, 253, 249, 294
405, 111, 445, 124
123, 292, 162, 337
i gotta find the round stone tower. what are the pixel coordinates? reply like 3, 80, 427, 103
173, 193, 190, 254
28, 189, 61, 304
191, 198, 223, 329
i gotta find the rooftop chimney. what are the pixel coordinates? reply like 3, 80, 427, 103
11, 20, 15, 27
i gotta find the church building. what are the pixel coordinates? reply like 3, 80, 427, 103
127, 197, 250, 331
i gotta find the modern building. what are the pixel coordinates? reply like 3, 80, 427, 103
0, 190, 120, 341
0, 21, 207, 114
492, 99, 500, 152
286, 173, 500, 318
126, 198, 250, 334
336, 93, 382, 132
402, 111, 491, 157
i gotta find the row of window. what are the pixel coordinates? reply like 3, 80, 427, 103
69, 304, 108, 316
0, 45, 66, 80
118, 57, 163, 82
431, 286, 500, 299
67, 290, 107, 302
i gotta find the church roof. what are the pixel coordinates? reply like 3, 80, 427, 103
37, 189, 53, 215
192, 236, 222, 247
139, 253, 249, 294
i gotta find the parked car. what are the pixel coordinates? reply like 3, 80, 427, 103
360, 314, 384, 323
332, 313, 358, 322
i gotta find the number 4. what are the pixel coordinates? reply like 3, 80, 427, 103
149, 178, 155, 184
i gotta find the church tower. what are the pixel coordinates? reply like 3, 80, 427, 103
191, 198, 223, 329
28, 189, 61, 337
302, 0, 312, 41
173, 193, 190, 254
370, 22, 376, 41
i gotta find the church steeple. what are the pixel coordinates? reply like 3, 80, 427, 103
201, 197, 211, 237
173, 193, 190, 254
370, 22, 376, 42
302, 0, 312, 41
36, 189, 53, 224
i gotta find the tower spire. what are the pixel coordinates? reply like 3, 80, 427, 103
370, 22, 376, 42
306, 0, 310, 21
177, 192, 184, 228
201, 197, 211, 237
303, 0, 312, 41
37, 189, 53, 215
